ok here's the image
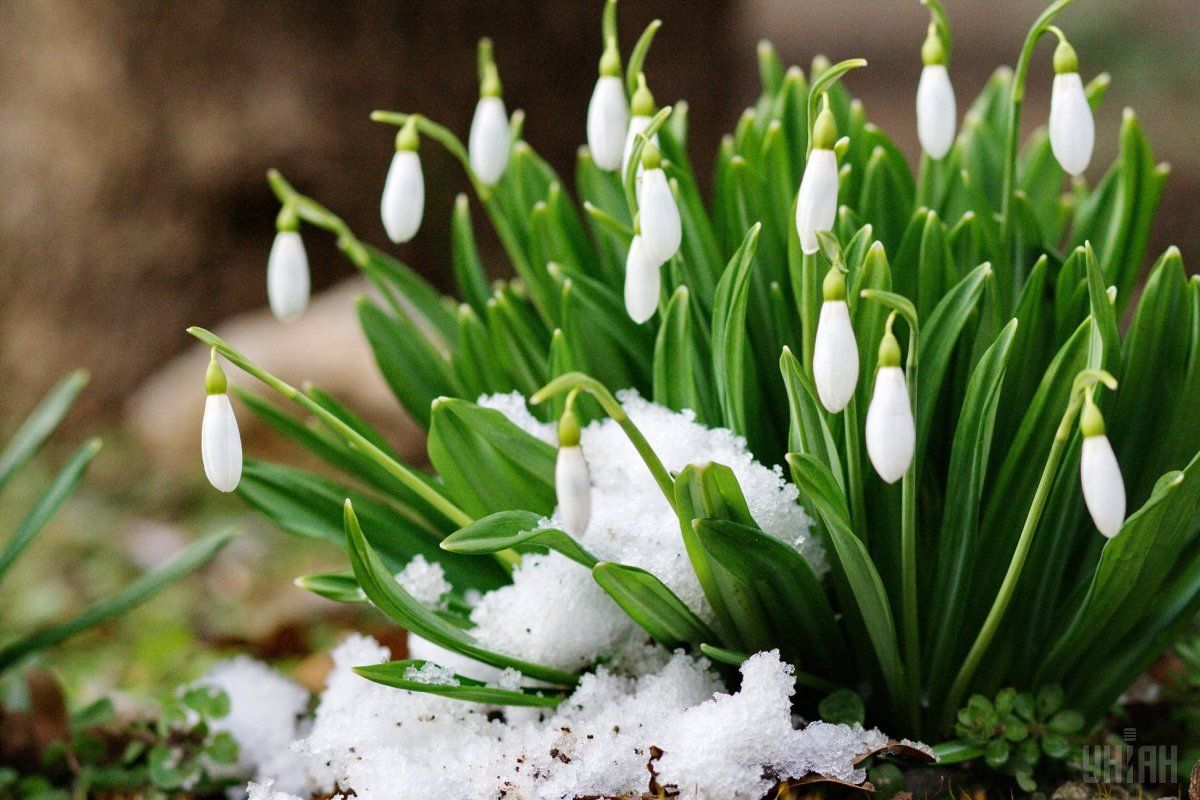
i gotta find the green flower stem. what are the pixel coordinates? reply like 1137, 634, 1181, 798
804, 59, 867, 158
842, 394, 868, 548
623, 106, 673, 219
944, 365, 1116, 725
187, 327, 474, 530
921, 0, 953, 63
998, 0, 1076, 291
532, 372, 676, 512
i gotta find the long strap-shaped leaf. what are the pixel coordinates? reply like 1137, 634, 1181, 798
441, 510, 598, 568
354, 659, 565, 708
343, 499, 577, 687
592, 562, 716, 650
711, 224, 763, 443
0, 530, 233, 673
0, 370, 88, 495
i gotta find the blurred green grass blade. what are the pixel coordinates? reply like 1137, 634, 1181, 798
427, 398, 556, 519
593, 561, 716, 650
295, 571, 365, 603
925, 319, 1017, 697
0, 529, 233, 674
693, 517, 848, 674
441, 510, 598, 568
357, 243, 457, 346
343, 500, 577, 686
0, 370, 88, 495
354, 659, 564, 708
359, 298, 461, 429
451, 194, 491, 316
0, 438, 100, 586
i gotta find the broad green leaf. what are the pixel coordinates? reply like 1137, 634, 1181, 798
344, 500, 577, 686
592, 562, 716, 650
427, 398, 556, 519
359, 298, 460, 429
0, 370, 88, 494
441, 510, 598, 568
354, 659, 564, 707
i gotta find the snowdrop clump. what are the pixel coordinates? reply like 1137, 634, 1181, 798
240, 636, 906, 800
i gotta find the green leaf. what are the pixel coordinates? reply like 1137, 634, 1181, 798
779, 348, 844, 491
819, 689, 866, 726
451, 194, 491, 316
1041, 733, 1070, 760
592, 562, 716, 649
984, 738, 1010, 769
354, 659, 564, 708
359, 298, 460, 428
711, 224, 763, 444
355, 243, 457, 346
0, 370, 88, 494
343, 500, 577, 686
441, 511, 598, 568
295, 571, 365, 603
931, 740, 984, 765
207, 732, 240, 765
699, 643, 749, 667
0, 439, 100, 586
427, 398, 557, 519
653, 286, 702, 417
0, 530, 233, 673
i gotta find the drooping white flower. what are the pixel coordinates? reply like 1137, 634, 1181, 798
1048, 36, 1094, 176
266, 229, 310, 324
813, 299, 859, 413
622, 115, 653, 177
624, 235, 660, 324
587, 74, 628, 172
865, 366, 915, 484
795, 103, 840, 256
916, 65, 956, 159
1079, 401, 1125, 538
381, 120, 424, 244
469, 94, 511, 186
916, 22, 956, 160
555, 445, 592, 538
201, 354, 242, 493
636, 152, 681, 266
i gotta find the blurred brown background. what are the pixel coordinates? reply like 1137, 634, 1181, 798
0, 0, 1196, 437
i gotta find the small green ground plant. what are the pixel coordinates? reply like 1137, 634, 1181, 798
192, 0, 1198, 754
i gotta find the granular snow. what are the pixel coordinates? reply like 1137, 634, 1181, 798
394, 554, 451, 610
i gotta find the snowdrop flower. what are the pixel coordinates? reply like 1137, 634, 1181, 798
1048, 30, 1094, 177
624, 235, 660, 324
812, 267, 859, 413
468, 48, 511, 186
201, 351, 242, 493
622, 73, 658, 177
587, 43, 628, 172
795, 101, 839, 255
555, 402, 591, 538
636, 144, 681, 266
915, 23, 956, 160
1079, 397, 1125, 538
865, 316, 915, 484
266, 205, 310, 323
380, 118, 424, 244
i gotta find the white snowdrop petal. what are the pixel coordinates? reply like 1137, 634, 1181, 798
469, 96, 511, 185
1081, 435, 1125, 538
266, 231, 310, 323
1049, 72, 1094, 176
865, 366, 915, 484
916, 64, 957, 159
555, 445, 592, 538
624, 236, 661, 323
795, 148, 839, 255
381, 150, 424, 244
637, 168, 681, 266
812, 301, 859, 413
202, 394, 242, 492
622, 115, 656, 176
587, 75, 629, 171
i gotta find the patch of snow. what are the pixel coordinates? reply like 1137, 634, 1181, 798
394, 554, 450, 610
403, 661, 460, 686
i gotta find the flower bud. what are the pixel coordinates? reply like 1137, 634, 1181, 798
1079, 400, 1125, 538
555, 407, 591, 538
916, 25, 956, 160
624, 235, 660, 323
812, 270, 859, 413
1048, 35, 1093, 177
795, 105, 839, 255
381, 119, 424, 244
636, 150, 681, 266
469, 61, 511, 185
266, 206, 309, 323
201, 351, 242, 493
587, 62, 628, 171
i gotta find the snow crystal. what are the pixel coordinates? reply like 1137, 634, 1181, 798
403, 661, 460, 686
271, 638, 892, 800
394, 554, 450, 610
194, 657, 313, 796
